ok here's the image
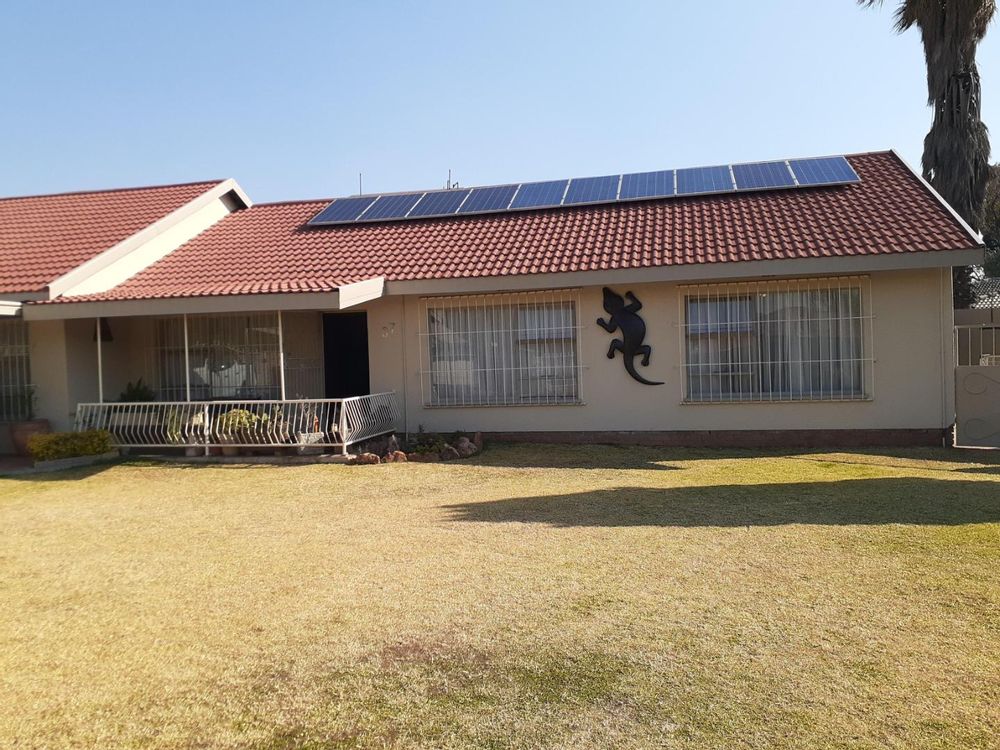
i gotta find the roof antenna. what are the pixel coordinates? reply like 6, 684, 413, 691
359, 172, 363, 195
447, 169, 451, 190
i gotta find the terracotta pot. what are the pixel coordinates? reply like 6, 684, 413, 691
9, 419, 51, 457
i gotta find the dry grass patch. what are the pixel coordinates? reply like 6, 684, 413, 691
0, 444, 998, 748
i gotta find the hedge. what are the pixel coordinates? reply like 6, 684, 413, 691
27, 430, 115, 462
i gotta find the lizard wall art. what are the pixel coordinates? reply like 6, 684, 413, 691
596, 287, 664, 386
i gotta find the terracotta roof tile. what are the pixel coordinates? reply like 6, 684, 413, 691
48, 152, 978, 303
0, 180, 224, 294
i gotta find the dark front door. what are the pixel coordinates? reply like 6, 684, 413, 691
323, 312, 370, 398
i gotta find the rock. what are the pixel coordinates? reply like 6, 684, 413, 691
454, 437, 478, 458
383, 450, 407, 463
350, 452, 381, 465
439, 445, 461, 461
406, 452, 434, 463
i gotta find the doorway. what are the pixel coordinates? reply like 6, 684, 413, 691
323, 312, 370, 398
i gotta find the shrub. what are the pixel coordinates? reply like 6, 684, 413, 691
27, 430, 114, 462
118, 378, 156, 402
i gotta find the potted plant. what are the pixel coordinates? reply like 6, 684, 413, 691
214, 407, 261, 456
8, 386, 50, 457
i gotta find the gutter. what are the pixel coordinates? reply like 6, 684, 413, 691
0, 300, 23, 317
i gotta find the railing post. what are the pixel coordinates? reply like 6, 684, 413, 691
338, 402, 348, 456
277, 310, 287, 401
203, 402, 210, 457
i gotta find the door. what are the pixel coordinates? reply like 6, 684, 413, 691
323, 312, 370, 398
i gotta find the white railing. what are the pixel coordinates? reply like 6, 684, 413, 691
955, 324, 1000, 366
74, 392, 400, 455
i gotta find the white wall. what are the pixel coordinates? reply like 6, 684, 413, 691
363, 268, 955, 435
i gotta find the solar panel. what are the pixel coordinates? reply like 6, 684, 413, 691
457, 184, 518, 213
676, 165, 734, 195
789, 156, 860, 186
359, 192, 424, 221
563, 175, 620, 205
305, 154, 861, 226
408, 189, 472, 218
732, 161, 795, 190
510, 180, 569, 210
309, 195, 378, 224
619, 170, 675, 200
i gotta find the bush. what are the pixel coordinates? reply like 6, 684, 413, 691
27, 430, 114, 462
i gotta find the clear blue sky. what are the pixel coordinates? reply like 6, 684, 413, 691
0, 1, 996, 203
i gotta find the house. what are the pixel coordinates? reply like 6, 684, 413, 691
0, 150, 986, 454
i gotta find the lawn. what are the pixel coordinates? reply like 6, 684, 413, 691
1, 444, 998, 749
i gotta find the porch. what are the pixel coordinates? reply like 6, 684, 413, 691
73, 308, 399, 455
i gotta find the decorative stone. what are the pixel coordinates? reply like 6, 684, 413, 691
454, 437, 478, 457
439, 445, 461, 461
383, 450, 408, 463
350, 452, 381, 465
406, 452, 435, 463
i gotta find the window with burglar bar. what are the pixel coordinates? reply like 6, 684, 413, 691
420, 290, 582, 407
146, 313, 283, 401
681, 277, 873, 402
0, 319, 32, 421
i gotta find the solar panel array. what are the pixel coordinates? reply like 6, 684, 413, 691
307, 155, 860, 226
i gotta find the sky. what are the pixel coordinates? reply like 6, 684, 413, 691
0, 1, 997, 204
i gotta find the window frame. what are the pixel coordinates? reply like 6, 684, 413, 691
0, 319, 32, 422
679, 276, 874, 404
419, 290, 583, 408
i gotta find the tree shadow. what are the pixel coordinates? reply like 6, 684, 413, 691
442, 478, 1000, 527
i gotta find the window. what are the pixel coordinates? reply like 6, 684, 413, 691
0, 319, 31, 421
147, 313, 282, 400
682, 277, 871, 402
421, 291, 581, 406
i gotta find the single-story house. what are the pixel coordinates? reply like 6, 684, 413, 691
0, 150, 986, 454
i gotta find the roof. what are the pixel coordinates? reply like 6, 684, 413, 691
41, 151, 982, 304
974, 277, 1000, 308
0, 180, 226, 295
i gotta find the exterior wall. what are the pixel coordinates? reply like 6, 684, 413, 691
18, 267, 956, 447
363, 267, 956, 438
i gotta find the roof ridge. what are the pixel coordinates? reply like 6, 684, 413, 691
0, 179, 226, 203
249, 197, 333, 208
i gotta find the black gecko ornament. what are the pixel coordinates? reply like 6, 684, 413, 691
596, 287, 664, 386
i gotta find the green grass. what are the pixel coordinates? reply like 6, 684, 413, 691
1, 444, 999, 749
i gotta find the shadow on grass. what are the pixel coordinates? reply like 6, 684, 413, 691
443, 478, 1000, 527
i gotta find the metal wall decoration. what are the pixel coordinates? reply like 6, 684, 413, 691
596, 287, 664, 386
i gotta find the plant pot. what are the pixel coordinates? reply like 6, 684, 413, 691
9, 419, 51, 457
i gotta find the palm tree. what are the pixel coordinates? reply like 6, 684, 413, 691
860, 0, 995, 307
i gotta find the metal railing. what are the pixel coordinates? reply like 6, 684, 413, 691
74, 392, 400, 455
955, 324, 1000, 367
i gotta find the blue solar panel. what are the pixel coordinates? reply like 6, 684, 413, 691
563, 175, 620, 205
619, 170, 675, 200
457, 184, 518, 213
359, 192, 424, 221
789, 156, 860, 186
732, 161, 795, 190
676, 165, 734, 195
309, 196, 378, 224
408, 189, 472, 218
307, 154, 861, 226
510, 180, 569, 209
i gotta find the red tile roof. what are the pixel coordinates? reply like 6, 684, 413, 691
45, 152, 979, 303
0, 180, 225, 294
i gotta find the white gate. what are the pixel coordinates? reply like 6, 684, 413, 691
955, 324, 1000, 448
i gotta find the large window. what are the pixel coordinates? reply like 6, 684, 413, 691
682, 277, 871, 402
421, 291, 581, 407
148, 313, 282, 400
0, 319, 31, 421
